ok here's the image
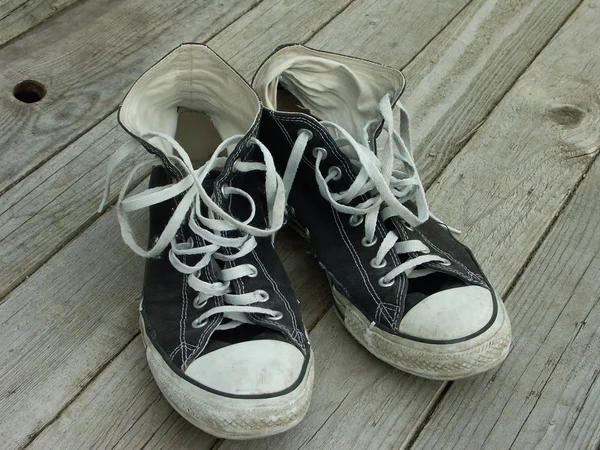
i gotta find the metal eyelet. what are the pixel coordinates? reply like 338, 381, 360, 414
440, 259, 452, 266
378, 277, 395, 288
312, 147, 328, 159
349, 215, 364, 227
256, 290, 270, 302
191, 318, 208, 328
370, 258, 387, 269
298, 128, 314, 140
401, 220, 414, 231
193, 297, 208, 309
247, 265, 259, 277
220, 184, 230, 198
328, 166, 342, 181
361, 236, 378, 247
270, 311, 284, 321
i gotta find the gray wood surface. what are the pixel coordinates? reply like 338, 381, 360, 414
0, 210, 141, 448
411, 157, 600, 450
0, 0, 357, 300
1, 0, 598, 448
216, 0, 600, 447
0, 0, 259, 194
0, 0, 78, 46
24, 0, 599, 448
309, 0, 583, 186
26, 335, 218, 450
10, 1, 472, 448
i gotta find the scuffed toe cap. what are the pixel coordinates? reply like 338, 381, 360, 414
185, 340, 305, 396
398, 285, 495, 341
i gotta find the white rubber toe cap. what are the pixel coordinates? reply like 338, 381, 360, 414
184, 340, 305, 396
398, 285, 495, 341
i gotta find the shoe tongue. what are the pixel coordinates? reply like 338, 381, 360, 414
256, 45, 404, 143
281, 62, 402, 143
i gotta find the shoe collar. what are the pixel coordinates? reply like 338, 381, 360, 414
252, 43, 405, 143
118, 43, 262, 185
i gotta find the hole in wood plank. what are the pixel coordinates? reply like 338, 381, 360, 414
13, 80, 46, 103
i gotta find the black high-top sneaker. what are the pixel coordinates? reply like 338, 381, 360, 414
252, 44, 511, 380
99, 44, 313, 439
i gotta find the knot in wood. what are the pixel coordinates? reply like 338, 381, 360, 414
547, 105, 586, 127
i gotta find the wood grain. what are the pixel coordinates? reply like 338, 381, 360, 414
5, 2, 477, 449
0, 0, 260, 194
26, 0, 600, 445
0, 0, 78, 47
25, 336, 218, 450
6, 0, 600, 449
311, 0, 584, 187
0, 0, 358, 301
0, 0, 360, 445
0, 210, 142, 449
0, 0, 476, 303
424, 0, 600, 291
410, 157, 600, 450
218, 0, 600, 447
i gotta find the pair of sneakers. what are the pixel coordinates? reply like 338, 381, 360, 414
100, 44, 511, 440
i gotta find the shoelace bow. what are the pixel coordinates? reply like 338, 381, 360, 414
283, 94, 457, 287
99, 132, 287, 330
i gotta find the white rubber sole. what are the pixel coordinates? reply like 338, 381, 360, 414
331, 286, 512, 380
140, 325, 314, 439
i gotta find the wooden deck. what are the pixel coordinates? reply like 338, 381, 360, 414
1, 0, 599, 448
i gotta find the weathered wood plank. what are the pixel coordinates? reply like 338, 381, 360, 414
0, 0, 260, 195
424, 0, 599, 290
0, 0, 79, 47
0, 210, 142, 449
25, 336, 217, 450
0, 0, 363, 443
0, 0, 581, 308
0, 0, 359, 301
6, 1, 474, 448
0, 0, 359, 446
11, 0, 600, 449
3, 209, 321, 450
216, 0, 600, 447
411, 156, 600, 450
302, 0, 472, 64
310, 0, 584, 187
26, 0, 600, 446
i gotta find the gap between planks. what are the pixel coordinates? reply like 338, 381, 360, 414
406, 151, 599, 450
0, 0, 80, 47
7, 0, 596, 446
0, 0, 265, 195
4, 1, 480, 448
411, 154, 600, 449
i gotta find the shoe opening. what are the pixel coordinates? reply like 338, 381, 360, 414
119, 44, 260, 167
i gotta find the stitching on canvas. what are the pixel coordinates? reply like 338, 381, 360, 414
332, 207, 395, 326
414, 228, 486, 285
252, 250, 304, 349
274, 113, 402, 327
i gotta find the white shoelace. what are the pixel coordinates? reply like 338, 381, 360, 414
99, 132, 287, 330
284, 94, 456, 286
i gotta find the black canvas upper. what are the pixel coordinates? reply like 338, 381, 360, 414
258, 108, 495, 340
139, 129, 309, 376
115, 44, 311, 398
